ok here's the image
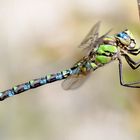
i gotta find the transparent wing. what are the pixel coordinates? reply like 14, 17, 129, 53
61, 72, 91, 90
137, 0, 140, 19
95, 29, 112, 46
79, 21, 112, 55
79, 21, 101, 49
82, 29, 112, 55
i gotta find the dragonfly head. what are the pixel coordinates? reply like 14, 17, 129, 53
115, 29, 137, 50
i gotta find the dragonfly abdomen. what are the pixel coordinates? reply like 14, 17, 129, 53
0, 68, 76, 101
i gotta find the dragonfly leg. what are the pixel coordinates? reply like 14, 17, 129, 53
118, 58, 140, 88
122, 53, 140, 69
128, 48, 140, 55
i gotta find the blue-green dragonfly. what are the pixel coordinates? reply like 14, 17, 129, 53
0, 1, 140, 101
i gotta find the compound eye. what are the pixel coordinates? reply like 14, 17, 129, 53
117, 32, 129, 40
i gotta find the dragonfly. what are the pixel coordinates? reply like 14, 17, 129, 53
1, 1, 140, 101
0, 21, 140, 101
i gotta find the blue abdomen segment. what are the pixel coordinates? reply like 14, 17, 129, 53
13, 83, 31, 94
0, 68, 76, 101
0, 90, 14, 101
30, 77, 47, 88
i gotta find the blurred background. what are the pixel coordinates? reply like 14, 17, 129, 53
0, 0, 140, 140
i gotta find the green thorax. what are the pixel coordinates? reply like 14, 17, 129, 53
97, 44, 118, 54
95, 35, 118, 64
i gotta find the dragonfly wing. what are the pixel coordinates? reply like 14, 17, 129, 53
61, 73, 90, 90
79, 21, 100, 49
95, 29, 112, 45
82, 28, 112, 55
79, 22, 112, 55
